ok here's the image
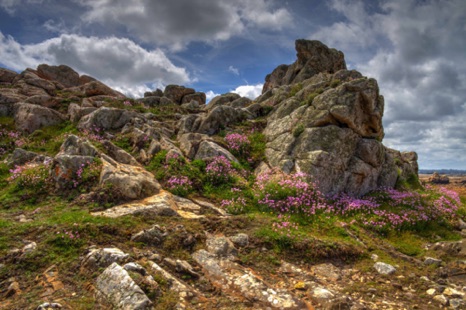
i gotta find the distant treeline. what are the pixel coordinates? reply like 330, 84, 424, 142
419, 169, 466, 175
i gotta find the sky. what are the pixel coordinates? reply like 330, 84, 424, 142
0, 0, 465, 170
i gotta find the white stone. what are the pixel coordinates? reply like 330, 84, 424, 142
373, 262, 396, 275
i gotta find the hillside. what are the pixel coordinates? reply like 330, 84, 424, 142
0, 40, 465, 309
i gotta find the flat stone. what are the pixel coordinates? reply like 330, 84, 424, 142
81, 247, 130, 270
433, 294, 448, 305
373, 262, 396, 275
424, 257, 442, 266
443, 287, 464, 298
426, 288, 436, 295
91, 190, 178, 218
311, 287, 335, 300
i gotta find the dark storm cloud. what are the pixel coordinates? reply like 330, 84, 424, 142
78, 0, 292, 50
313, 0, 466, 168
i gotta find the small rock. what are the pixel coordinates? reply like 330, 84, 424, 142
424, 257, 442, 266
81, 247, 130, 270
311, 287, 335, 300
426, 288, 436, 295
449, 298, 465, 309
458, 219, 466, 230
373, 262, 396, 275
433, 294, 449, 306
5, 279, 21, 297
420, 276, 430, 282
16, 214, 32, 223
36, 302, 63, 310
371, 254, 379, 261
230, 233, 249, 247
131, 225, 167, 245
148, 253, 162, 262
443, 287, 464, 298
123, 262, 147, 276
206, 234, 237, 258
22, 241, 37, 254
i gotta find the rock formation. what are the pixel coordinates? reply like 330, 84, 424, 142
255, 40, 417, 196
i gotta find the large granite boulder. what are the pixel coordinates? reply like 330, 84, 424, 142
99, 156, 161, 201
78, 107, 137, 131
37, 64, 81, 88
163, 84, 195, 104
13, 102, 66, 133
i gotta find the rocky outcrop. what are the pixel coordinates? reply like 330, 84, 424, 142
260, 40, 417, 196
429, 172, 450, 184
263, 40, 346, 93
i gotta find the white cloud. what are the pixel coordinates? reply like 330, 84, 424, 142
228, 65, 239, 76
312, 0, 466, 169
231, 83, 263, 99
0, 32, 191, 97
78, 0, 292, 50
205, 90, 220, 103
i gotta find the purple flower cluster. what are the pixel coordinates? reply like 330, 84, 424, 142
80, 126, 105, 143
437, 187, 461, 205
225, 133, 250, 156
221, 192, 247, 214
255, 170, 327, 216
332, 187, 461, 232
166, 175, 193, 197
8, 161, 51, 188
254, 170, 462, 234
206, 156, 235, 184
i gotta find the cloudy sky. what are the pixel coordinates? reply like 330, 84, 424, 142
0, 0, 465, 170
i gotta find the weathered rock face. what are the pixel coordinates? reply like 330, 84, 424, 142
95, 262, 152, 309
99, 156, 161, 201
0, 68, 18, 83
13, 102, 66, 133
263, 40, 346, 93
37, 64, 81, 88
260, 40, 417, 196
78, 107, 137, 131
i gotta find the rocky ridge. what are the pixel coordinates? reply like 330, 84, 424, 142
1, 40, 458, 310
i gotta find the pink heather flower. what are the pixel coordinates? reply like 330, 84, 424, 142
225, 133, 250, 153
